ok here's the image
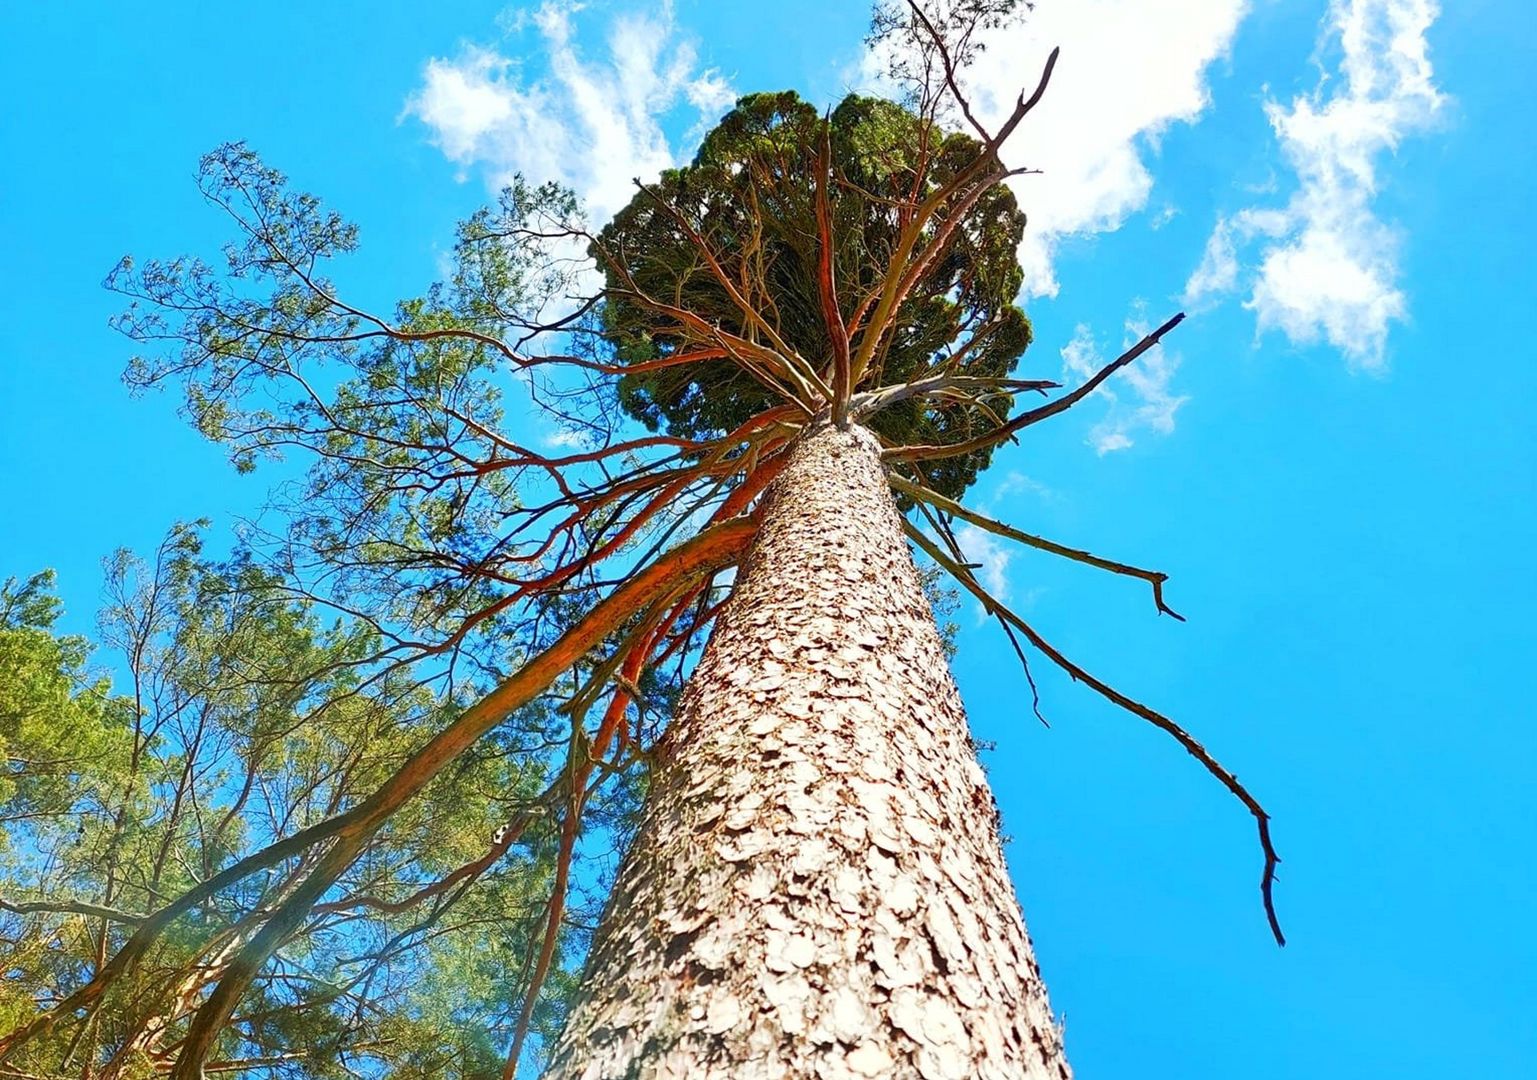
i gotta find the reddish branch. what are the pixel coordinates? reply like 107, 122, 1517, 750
815, 121, 854, 425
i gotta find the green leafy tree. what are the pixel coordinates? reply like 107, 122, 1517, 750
1, 534, 621, 1078
0, 571, 125, 831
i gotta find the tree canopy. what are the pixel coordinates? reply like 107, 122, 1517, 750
601, 90, 1033, 500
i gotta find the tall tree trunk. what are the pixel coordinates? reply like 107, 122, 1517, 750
544, 421, 1069, 1080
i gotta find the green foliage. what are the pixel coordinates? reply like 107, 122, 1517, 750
0, 537, 604, 1078
108, 146, 585, 645
598, 90, 1032, 499
0, 571, 125, 828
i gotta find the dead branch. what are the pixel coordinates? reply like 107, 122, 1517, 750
889, 471, 1185, 619
887, 311, 1185, 463
904, 519, 1285, 946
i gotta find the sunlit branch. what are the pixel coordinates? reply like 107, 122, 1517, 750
0, 896, 145, 924
855, 171, 1005, 384
889, 472, 1185, 619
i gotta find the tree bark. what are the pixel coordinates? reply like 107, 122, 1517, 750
544, 421, 1069, 1080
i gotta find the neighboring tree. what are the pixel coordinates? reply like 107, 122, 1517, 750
0, 533, 614, 1078
0, 3, 1283, 1077
0, 572, 123, 840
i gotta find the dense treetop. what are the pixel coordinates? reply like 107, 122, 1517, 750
602, 91, 1032, 499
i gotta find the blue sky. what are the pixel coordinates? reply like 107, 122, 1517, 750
2, 1, 1533, 1075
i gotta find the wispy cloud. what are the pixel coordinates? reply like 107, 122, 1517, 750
403, 0, 734, 223
861, 0, 1251, 298
1185, 0, 1446, 368
952, 523, 1014, 603
543, 428, 594, 450
993, 471, 1056, 503
946, 472, 1054, 619
1060, 309, 1188, 455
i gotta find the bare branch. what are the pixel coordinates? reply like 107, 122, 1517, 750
886, 311, 1185, 463
904, 519, 1285, 947
889, 471, 1185, 619
0, 896, 145, 924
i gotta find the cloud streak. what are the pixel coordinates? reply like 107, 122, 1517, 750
894, 0, 1252, 298
403, 0, 733, 223
1185, 0, 1446, 368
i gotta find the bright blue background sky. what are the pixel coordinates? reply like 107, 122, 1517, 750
2, 1, 1533, 1076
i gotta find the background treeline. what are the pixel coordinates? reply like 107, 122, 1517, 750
0, 526, 651, 1078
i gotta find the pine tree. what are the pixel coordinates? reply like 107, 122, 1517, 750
0, 4, 1282, 1077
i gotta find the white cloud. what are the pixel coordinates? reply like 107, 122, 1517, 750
952, 522, 1014, 613
1060, 311, 1188, 455
544, 428, 595, 450
403, 0, 734, 223
861, 0, 1251, 298
684, 68, 736, 115
993, 470, 1055, 502
1185, 217, 1242, 301
1185, 0, 1446, 368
